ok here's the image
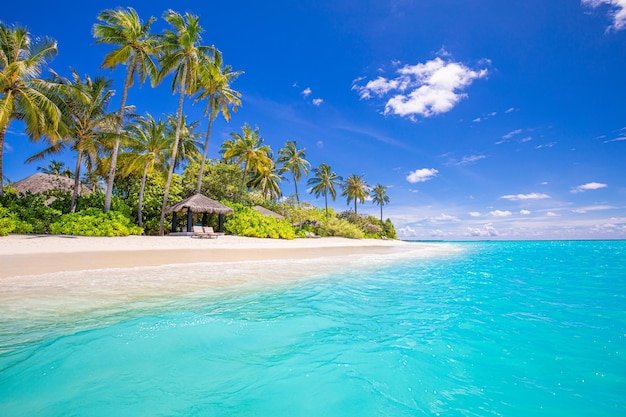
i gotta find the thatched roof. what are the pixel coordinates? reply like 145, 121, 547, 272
165, 193, 234, 215
12, 173, 91, 195
253, 205, 285, 219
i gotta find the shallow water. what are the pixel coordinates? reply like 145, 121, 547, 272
1, 241, 624, 416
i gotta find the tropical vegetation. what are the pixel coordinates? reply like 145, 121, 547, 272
0, 9, 397, 240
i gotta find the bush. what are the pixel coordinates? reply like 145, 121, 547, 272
0, 189, 62, 234
224, 203, 295, 239
50, 208, 143, 237
318, 217, 364, 239
0, 205, 33, 236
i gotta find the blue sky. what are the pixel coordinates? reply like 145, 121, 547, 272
3, 0, 625, 240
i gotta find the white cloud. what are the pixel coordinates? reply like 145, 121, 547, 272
571, 182, 608, 193
546, 211, 559, 217
572, 205, 615, 213
430, 213, 460, 223
3, 142, 13, 152
473, 117, 482, 123
520, 209, 531, 215
491, 210, 512, 217
354, 56, 488, 118
535, 142, 557, 149
505, 107, 516, 113
454, 154, 487, 166
603, 136, 626, 143
302, 87, 312, 97
520, 136, 533, 143
469, 211, 481, 217
502, 129, 522, 139
582, 0, 626, 31
406, 168, 438, 183
500, 193, 550, 201
312, 98, 323, 106
466, 223, 499, 237
316, 140, 324, 149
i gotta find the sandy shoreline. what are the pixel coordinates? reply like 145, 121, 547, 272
0, 234, 419, 278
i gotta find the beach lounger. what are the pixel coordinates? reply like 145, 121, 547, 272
192, 225, 209, 238
202, 226, 220, 239
304, 231, 321, 238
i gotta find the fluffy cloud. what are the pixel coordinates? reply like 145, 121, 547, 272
312, 98, 323, 106
520, 209, 531, 215
490, 210, 512, 217
466, 223, 499, 237
406, 168, 438, 183
353, 57, 488, 118
302, 87, 312, 97
571, 182, 608, 193
430, 213, 460, 223
500, 193, 550, 201
582, 0, 626, 31
469, 211, 481, 217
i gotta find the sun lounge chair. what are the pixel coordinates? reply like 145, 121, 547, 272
202, 226, 220, 239
192, 225, 210, 238
304, 231, 321, 238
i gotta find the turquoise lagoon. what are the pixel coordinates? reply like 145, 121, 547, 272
0, 240, 624, 416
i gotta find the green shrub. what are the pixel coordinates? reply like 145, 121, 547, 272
224, 203, 295, 239
318, 217, 364, 239
50, 208, 143, 237
0, 189, 63, 234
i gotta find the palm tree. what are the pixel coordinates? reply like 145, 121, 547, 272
342, 174, 369, 215
307, 163, 342, 220
193, 52, 242, 194
156, 10, 216, 236
164, 113, 202, 171
277, 140, 310, 206
93, 7, 160, 212
251, 159, 283, 202
0, 22, 61, 196
119, 113, 170, 227
27, 70, 117, 212
37, 160, 72, 177
371, 184, 390, 236
220, 123, 272, 188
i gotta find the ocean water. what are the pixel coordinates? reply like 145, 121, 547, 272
0, 240, 624, 416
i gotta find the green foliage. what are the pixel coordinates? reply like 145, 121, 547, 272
50, 208, 143, 236
224, 203, 295, 239
0, 206, 17, 236
383, 218, 397, 239
0, 188, 63, 233
183, 160, 252, 205
318, 217, 364, 239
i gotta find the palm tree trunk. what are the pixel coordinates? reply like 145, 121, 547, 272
70, 149, 83, 213
324, 192, 329, 220
354, 198, 358, 215
196, 104, 215, 194
380, 205, 383, 237
104, 58, 135, 213
159, 67, 187, 236
293, 173, 300, 206
138, 161, 149, 228
0, 124, 7, 196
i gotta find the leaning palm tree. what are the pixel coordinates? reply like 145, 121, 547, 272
119, 113, 170, 227
307, 163, 342, 220
342, 174, 369, 215
220, 123, 272, 188
156, 10, 216, 236
371, 183, 390, 236
0, 22, 62, 196
193, 52, 242, 194
277, 140, 310, 206
27, 70, 118, 212
93, 7, 160, 212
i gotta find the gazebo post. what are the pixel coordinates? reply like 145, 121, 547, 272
218, 214, 224, 233
187, 208, 193, 232
171, 212, 177, 233
202, 213, 208, 227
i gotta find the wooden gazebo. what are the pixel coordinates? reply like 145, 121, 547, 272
165, 193, 234, 234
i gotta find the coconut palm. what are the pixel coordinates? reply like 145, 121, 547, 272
0, 22, 62, 196
93, 7, 160, 212
27, 70, 118, 212
164, 113, 202, 171
307, 163, 342, 220
119, 113, 170, 227
371, 183, 390, 236
37, 160, 72, 177
277, 140, 310, 206
220, 123, 272, 188
251, 159, 283, 202
342, 174, 369, 215
156, 10, 216, 236
193, 52, 242, 193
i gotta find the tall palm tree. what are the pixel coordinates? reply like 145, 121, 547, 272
119, 113, 170, 227
0, 22, 62, 196
342, 174, 369, 215
164, 113, 201, 172
307, 163, 342, 220
194, 52, 242, 194
156, 10, 216, 236
220, 123, 272, 188
93, 7, 160, 212
371, 183, 390, 235
251, 159, 283, 202
27, 70, 117, 212
277, 140, 310, 206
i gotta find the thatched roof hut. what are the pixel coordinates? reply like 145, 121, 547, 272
165, 193, 233, 234
165, 193, 234, 215
253, 205, 285, 219
12, 173, 91, 196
